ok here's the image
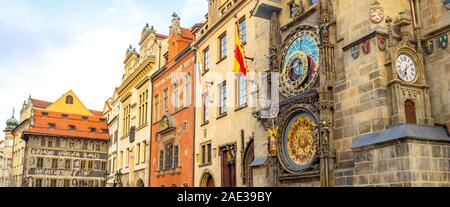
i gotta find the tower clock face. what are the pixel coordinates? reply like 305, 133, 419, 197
395, 54, 417, 82
281, 30, 320, 96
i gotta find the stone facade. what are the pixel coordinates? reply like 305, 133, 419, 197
22, 136, 108, 187
351, 140, 450, 187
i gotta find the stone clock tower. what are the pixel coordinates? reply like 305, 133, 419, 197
385, 12, 433, 126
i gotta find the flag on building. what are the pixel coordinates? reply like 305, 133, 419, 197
233, 22, 247, 76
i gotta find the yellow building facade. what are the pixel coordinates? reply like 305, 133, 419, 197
193, 0, 270, 187
105, 23, 168, 187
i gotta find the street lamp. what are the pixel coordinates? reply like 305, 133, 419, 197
103, 172, 109, 187
114, 170, 123, 187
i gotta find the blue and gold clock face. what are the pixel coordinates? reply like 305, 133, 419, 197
281, 30, 320, 96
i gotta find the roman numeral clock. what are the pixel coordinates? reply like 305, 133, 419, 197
386, 14, 434, 125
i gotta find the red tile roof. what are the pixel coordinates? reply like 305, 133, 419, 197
25, 109, 109, 141
180, 28, 194, 40
31, 99, 52, 109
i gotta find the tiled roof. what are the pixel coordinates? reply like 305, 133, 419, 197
31, 99, 52, 108
25, 109, 109, 141
180, 28, 194, 39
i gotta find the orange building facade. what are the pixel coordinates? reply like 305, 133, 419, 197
149, 13, 198, 187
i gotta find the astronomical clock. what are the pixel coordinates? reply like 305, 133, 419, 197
253, 0, 336, 187
280, 29, 320, 97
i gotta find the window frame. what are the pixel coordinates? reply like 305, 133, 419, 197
218, 32, 227, 61
219, 81, 227, 116
203, 47, 210, 72
239, 16, 247, 43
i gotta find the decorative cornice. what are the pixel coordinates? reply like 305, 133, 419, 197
118, 56, 156, 97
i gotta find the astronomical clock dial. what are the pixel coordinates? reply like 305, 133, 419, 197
282, 112, 318, 172
395, 54, 417, 82
281, 30, 320, 96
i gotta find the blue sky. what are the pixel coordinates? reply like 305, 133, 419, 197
0, 0, 207, 135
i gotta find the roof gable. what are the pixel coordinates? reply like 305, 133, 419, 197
46, 90, 94, 116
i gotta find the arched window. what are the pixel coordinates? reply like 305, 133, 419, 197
405, 100, 417, 124
66, 95, 74, 104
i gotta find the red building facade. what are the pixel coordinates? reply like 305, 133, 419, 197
150, 14, 196, 187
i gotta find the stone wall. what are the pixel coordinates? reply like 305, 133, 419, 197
352, 140, 450, 187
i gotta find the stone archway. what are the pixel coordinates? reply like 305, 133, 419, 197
200, 171, 215, 187
136, 179, 145, 187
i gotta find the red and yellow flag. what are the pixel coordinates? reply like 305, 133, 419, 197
233, 22, 247, 76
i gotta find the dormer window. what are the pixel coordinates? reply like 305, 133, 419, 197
89, 127, 97, 133
102, 129, 108, 133
62, 114, 69, 119
48, 123, 56, 129
82, 116, 89, 121
68, 125, 76, 131
42, 112, 49, 117
66, 95, 74, 104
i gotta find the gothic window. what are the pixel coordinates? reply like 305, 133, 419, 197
405, 100, 417, 124
66, 95, 74, 104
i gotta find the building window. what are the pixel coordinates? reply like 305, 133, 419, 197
237, 74, 247, 107
139, 90, 149, 126
159, 150, 164, 171
154, 95, 160, 122
88, 161, 93, 170
136, 143, 141, 165
174, 145, 179, 168
203, 48, 210, 72
36, 179, 43, 187
62, 114, 69, 119
219, 82, 227, 115
201, 142, 212, 165
89, 127, 97, 133
48, 123, 56, 129
174, 82, 180, 111
82, 116, 88, 121
163, 88, 169, 113
141, 141, 146, 164
42, 112, 49, 116
65, 159, 71, 170
48, 140, 53, 148
101, 161, 106, 171
82, 142, 88, 150
66, 95, 74, 104
52, 159, 58, 169
51, 179, 57, 187
184, 74, 191, 106
165, 144, 174, 170
96, 145, 101, 151
102, 129, 108, 133
64, 180, 70, 187
68, 125, 76, 131
37, 158, 44, 168
125, 148, 129, 168
81, 160, 86, 171
405, 100, 417, 124
239, 17, 247, 43
203, 93, 209, 123
123, 104, 131, 135
114, 130, 118, 143
219, 33, 227, 60
119, 151, 123, 170
69, 142, 75, 149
